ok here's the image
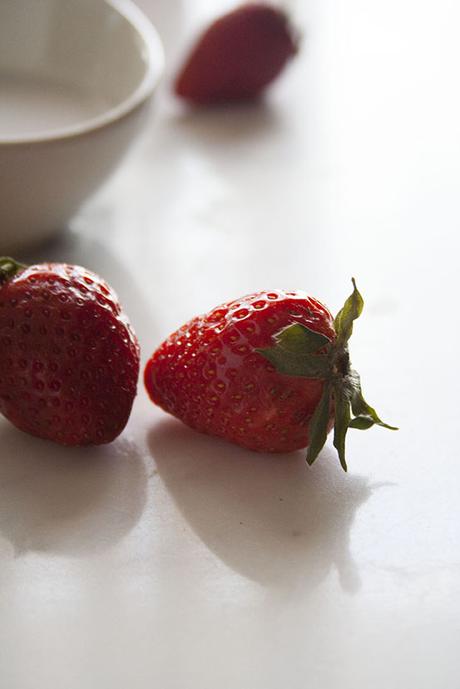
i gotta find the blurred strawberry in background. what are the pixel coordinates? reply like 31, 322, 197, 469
175, 3, 299, 104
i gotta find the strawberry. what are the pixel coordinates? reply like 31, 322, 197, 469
145, 281, 396, 470
175, 3, 299, 104
0, 257, 139, 446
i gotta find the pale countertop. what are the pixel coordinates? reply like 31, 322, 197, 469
1, 1, 460, 688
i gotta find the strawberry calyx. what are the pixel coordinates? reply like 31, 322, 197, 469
0, 257, 26, 285
258, 279, 397, 471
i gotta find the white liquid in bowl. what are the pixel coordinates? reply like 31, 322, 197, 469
0, 73, 109, 140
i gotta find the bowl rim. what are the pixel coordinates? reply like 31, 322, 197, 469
0, 0, 164, 146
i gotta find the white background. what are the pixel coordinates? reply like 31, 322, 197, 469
1, 1, 459, 687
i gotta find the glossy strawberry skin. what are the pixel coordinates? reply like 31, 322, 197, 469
145, 291, 335, 453
0, 263, 140, 446
175, 3, 298, 104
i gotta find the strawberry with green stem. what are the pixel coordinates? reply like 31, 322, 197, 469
145, 280, 396, 470
0, 256, 139, 446
258, 279, 397, 469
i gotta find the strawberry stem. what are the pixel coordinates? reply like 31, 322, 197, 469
258, 280, 397, 470
0, 257, 26, 285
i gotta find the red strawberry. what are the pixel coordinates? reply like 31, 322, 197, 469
0, 257, 139, 446
145, 281, 396, 470
175, 3, 299, 104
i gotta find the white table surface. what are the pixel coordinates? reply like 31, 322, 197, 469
2, 1, 460, 687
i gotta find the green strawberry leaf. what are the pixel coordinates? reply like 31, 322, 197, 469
348, 369, 398, 430
334, 278, 364, 347
306, 383, 332, 465
348, 415, 375, 430
257, 323, 331, 378
0, 257, 25, 285
273, 323, 331, 355
332, 384, 351, 472
257, 280, 397, 471
257, 347, 330, 378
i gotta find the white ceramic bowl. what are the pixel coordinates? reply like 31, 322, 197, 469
0, 0, 164, 251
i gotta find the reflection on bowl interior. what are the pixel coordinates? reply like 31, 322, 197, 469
0, 0, 152, 140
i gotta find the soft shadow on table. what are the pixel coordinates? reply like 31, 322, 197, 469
0, 420, 148, 558
166, 101, 283, 150
148, 419, 376, 594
